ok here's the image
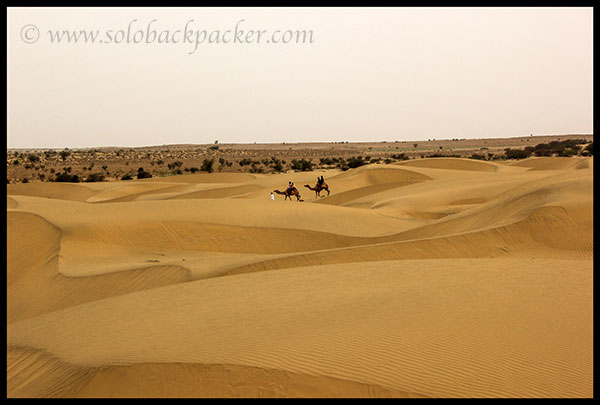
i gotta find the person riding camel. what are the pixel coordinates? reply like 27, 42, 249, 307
287, 181, 294, 194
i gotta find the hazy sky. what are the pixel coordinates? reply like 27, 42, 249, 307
7, 7, 593, 149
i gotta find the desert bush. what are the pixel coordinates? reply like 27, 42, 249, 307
84, 172, 105, 182
531, 139, 586, 157
426, 153, 461, 158
137, 167, 152, 179
504, 148, 531, 159
390, 153, 409, 160
469, 154, 486, 160
59, 150, 70, 161
239, 158, 252, 166
291, 158, 313, 171
270, 158, 284, 172
167, 161, 183, 170
201, 158, 214, 173
320, 157, 335, 165
121, 174, 133, 180
27, 153, 40, 163
346, 156, 367, 168
557, 148, 579, 157
22, 178, 29, 183
54, 172, 80, 182
249, 164, 264, 173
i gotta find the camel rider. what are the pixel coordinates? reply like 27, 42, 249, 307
287, 181, 294, 193
318, 176, 324, 187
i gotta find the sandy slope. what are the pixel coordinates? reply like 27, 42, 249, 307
6, 157, 593, 398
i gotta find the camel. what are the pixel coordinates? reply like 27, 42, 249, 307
273, 187, 303, 201
304, 182, 330, 198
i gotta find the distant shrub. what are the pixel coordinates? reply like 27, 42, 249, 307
504, 148, 532, 160
137, 168, 152, 179
59, 150, 70, 161
531, 139, 587, 157
239, 158, 252, 166
270, 159, 284, 172
557, 148, 579, 157
390, 153, 409, 160
208, 145, 220, 151
22, 178, 29, 183
54, 172, 80, 182
346, 156, 367, 168
167, 161, 183, 170
583, 142, 593, 156
201, 158, 214, 173
426, 153, 461, 158
27, 153, 40, 163
291, 158, 313, 171
469, 154, 487, 160
121, 174, 133, 180
249, 164, 264, 173
85, 172, 105, 182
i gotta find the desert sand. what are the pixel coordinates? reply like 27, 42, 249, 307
6, 156, 593, 398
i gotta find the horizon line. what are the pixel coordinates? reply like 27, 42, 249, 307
5, 133, 594, 151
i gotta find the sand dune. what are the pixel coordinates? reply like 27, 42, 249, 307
7, 182, 98, 202
7, 156, 593, 398
396, 157, 499, 172
507, 156, 591, 171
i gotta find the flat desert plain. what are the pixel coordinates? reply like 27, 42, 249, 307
6, 156, 593, 398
